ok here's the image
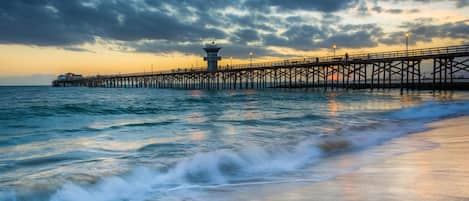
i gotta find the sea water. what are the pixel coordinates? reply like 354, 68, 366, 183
1, 86, 469, 201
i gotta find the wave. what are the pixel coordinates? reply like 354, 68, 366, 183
388, 101, 469, 120
88, 120, 175, 131
7, 151, 107, 172
4, 104, 181, 118
137, 143, 193, 152
50, 143, 323, 201
40, 120, 176, 134
47, 124, 419, 201
32, 101, 469, 201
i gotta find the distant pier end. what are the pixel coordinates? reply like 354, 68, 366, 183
203, 42, 221, 72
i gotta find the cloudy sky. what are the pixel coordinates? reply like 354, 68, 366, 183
0, 0, 468, 84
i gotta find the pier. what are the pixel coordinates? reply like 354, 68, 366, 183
53, 45, 469, 91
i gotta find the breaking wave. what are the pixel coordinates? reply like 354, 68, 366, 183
6, 99, 469, 201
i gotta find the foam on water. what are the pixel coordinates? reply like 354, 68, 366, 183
46, 101, 469, 201
2, 87, 469, 201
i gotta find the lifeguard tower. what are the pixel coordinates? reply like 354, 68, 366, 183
203, 41, 222, 72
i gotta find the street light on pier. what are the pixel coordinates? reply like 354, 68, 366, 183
405, 32, 410, 56
230, 56, 233, 67
249, 51, 254, 67
332, 43, 337, 57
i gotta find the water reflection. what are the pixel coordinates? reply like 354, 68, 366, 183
190, 130, 206, 141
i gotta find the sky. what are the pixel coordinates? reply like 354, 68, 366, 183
0, 0, 468, 85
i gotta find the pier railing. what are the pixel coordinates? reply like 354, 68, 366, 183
85, 45, 469, 79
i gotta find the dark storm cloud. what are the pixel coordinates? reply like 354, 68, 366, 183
386, 9, 403, 14
246, 0, 359, 12
232, 29, 261, 44
263, 23, 382, 50
0, 0, 226, 46
131, 40, 277, 58
357, 0, 370, 16
379, 19, 469, 45
0, 0, 467, 57
262, 25, 324, 50
372, 5, 383, 13
0, 0, 363, 56
62, 46, 93, 52
224, 13, 276, 32
384, 8, 420, 14
323, 31, 378, 48
0, 0, 94, 46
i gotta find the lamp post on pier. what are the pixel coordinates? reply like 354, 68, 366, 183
249, 51, 254, 67
333, 43, 337, 57
405, 32, 410, 56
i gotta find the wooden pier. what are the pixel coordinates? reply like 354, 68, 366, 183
53, 45, 469, 91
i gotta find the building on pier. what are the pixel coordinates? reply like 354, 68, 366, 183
57, 73, 82, 81
203, 41, 222, 72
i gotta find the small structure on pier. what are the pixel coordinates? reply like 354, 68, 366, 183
203, 41, 222, 72
57, 73, 82, 81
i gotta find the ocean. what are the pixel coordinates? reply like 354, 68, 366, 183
1, 86, 469, 201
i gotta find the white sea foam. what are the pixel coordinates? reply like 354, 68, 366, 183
48, 129, 409, 201
50, 143, 323, 201
47, 101, 469, 201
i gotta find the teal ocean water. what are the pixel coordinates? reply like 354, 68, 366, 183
1, 86, 469, 201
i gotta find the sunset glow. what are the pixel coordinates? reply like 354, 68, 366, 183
0, 0, 467, 84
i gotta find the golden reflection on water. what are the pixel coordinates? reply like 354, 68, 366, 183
399, 94, 422, 108
321, 92, 339, 133
75, 134, 185, 151
328, 92, 339, 117
190, 89, 201, 97
245, 89, 257, 95
434, 90, 455, 101
225, 126, 237, 135
190, 130, 206, 141
76, 137, 144, 151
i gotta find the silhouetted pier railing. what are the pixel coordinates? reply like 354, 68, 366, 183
53, 45, 469, 91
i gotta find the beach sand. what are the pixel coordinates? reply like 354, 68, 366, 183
186, 116, 469, 201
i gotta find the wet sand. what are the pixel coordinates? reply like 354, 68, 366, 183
185, 116, 469, 201
261, 116, 469, 201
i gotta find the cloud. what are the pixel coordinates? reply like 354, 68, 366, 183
386, 8, 403, 14
382, 0, 468, 7
0, 0, 226, 46
130, 40, 278, 58
0, 0, 467, 57
62, 46, 93, 52
232, 29, 261, 44
379, 19, 469, 45
249, 0, 359, 12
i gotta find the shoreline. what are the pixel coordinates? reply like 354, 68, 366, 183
186, 116, 469, 201
266, 116, 469, 201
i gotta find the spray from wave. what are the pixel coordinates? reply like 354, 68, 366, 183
11, 101, 469, 201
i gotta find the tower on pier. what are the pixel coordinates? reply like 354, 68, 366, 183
203, 41, 222, 72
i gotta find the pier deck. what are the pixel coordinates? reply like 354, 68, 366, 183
53, 45, 469, 91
